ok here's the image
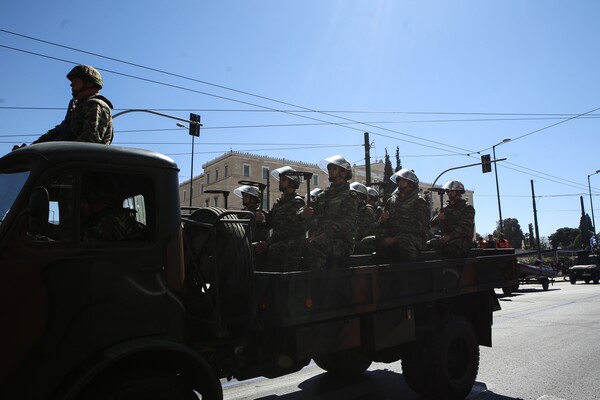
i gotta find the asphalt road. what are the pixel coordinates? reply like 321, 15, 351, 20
222, 279, 600, 400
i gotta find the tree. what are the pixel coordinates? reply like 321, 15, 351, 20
494, 218, 524, 249
548, 227, 579, 249
395, 146, 402, 172
383, 148, 395, 198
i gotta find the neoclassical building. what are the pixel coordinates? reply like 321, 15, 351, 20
179, 151, 474, 221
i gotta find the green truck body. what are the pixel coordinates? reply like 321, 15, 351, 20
0, 143, 518, 400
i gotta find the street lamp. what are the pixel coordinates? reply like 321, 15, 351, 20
493, 138, 511, 233
587, 169, 600, 235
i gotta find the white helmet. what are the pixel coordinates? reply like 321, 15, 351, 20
366, 186, 379, 198
442, 180, 465, 193
233, 185, 260, 199
272, 166, 300, 188
310, 187, 323, 202
390, 168, 419, 185
318, 154, 352, 178
350, 182, 368, 196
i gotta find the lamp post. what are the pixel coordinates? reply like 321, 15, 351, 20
587, 169, 600, 235
493, 138, 511, 233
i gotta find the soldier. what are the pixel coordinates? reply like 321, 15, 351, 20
15, 65, 113, 150
80, 176, 146, 242
233, 184, 268, 244
430, 180, 475, 258
298, 155, 358, 269
366, 186, 383, 220
360, 169, 428, 262
350, 182, 377, 253
254, 166, 306, 271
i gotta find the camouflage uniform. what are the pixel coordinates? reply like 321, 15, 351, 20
361, 187, 428, 262
263, 193, 306, 271
431, 198, 475, 258
300, 182, 358, 269
352, 202, 377, 253
83, 208, 146, 242
243, 203, 269, 243
33, 94, 113, 144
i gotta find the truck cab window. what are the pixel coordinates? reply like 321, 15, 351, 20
0, 170, 30, 225
80, 172, 153, 243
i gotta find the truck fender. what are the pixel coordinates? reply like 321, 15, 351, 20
54, 338, 221, 400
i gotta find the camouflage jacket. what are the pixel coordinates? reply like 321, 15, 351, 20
83, 208, 146, 242
306, 182, 358, 242
243, 203, 269, 242
433, 197, 475, 243
353, 203, 377, 242
379, 187, 428, 244
266, 193, 305, 244
34, 94, 114, 144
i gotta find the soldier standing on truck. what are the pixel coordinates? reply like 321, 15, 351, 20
298, 155, 358, 269
359, 169, 428, 262
254, 166, 306, 271
350, 182, 377, 254
430, 180, 475, 258
234, 185, 269, 266
13, 65, 113, 150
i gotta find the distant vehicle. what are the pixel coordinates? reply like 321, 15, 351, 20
569, 250, 600, 284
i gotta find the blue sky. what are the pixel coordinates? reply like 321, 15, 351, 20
1, 1, 599, 240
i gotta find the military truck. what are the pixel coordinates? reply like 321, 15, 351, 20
568, 250, 600, 284
0, 143, 518, 400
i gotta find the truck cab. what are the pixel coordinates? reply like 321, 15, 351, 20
0, 143, 200, 399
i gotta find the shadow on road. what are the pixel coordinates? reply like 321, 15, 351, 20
253, 368, 523, 400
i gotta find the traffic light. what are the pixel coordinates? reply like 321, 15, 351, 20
189, 113, 201, 137
481, 154, 492, 173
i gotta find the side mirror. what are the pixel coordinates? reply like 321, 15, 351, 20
28, 186, 49, 234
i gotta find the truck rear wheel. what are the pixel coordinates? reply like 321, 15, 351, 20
314, 348, 372, 377
541, 278, 550, 291
430, 316, 479, 400
401, 342, 432, 395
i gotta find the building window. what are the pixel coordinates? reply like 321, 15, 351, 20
213, 197, 218, 207
262, 167, 269, 180
224, 165, 228, 177
206, 173, 210, 184
215, 169, 219, 181
243, 164, 251, 177
182, 190, 187, 202
200, 184, 204, 194
313, 175, 319, 186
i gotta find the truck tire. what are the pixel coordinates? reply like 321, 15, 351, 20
430, 316, 480, 400
592, 271, 599, 284
401, 341, 433, 395
541, 278, 549, 291
81, 369, 222, 400
184, 207, 253, 322
313, 348, 372, 377
570, 275, 577, 284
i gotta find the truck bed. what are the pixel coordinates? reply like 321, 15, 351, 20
254, 249, 518, 328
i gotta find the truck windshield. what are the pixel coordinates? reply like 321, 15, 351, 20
0, 170, 30, 224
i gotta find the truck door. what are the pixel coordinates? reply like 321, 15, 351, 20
1, 167, 169, 396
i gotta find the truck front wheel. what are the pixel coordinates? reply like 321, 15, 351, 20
81, 370, 222, 400
570, 275, 577, 284
430, 316, 479, 400
313, 348, 372, 377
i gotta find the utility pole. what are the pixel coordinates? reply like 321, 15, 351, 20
531, 180, 542, 260
188, 113, 202, 208
364, 132, 371, 186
